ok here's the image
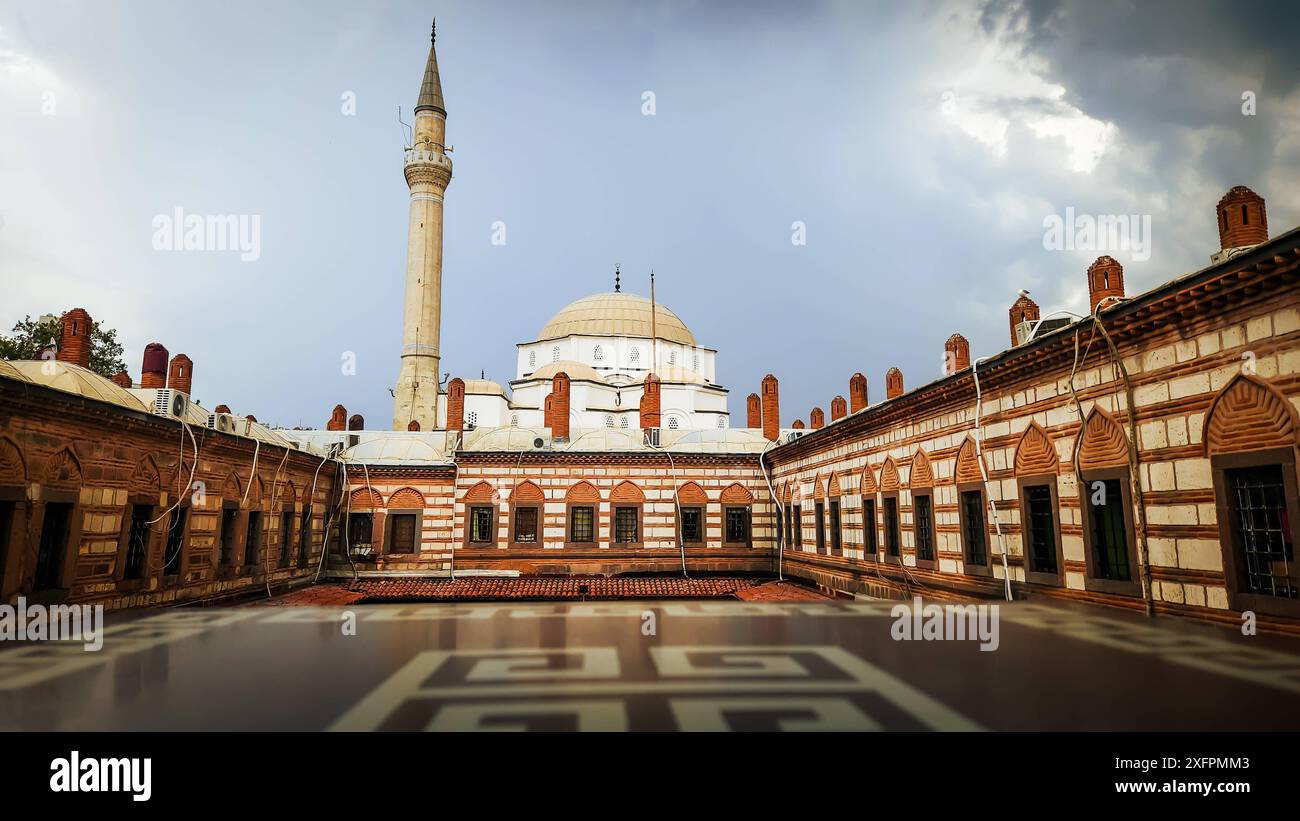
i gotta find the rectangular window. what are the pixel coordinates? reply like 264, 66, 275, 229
570, 506, 595, 543
389, 512, 417, 554
298, 506, 312, 565
884, 497, 900, 556
0, 500, 13, 587
469, 506, 494, 544
915, 495, 934, 561
123, 503, 151, 580
1227, 464, 1297, 599
680, 506, 703, 544
35, 502, 72, 591
785, 505, 794, 550
960, 491, 986, 566
725, 507, 750, 546
1088, 478, 1130, 581
829, 500, 841, 555
513, 507, 538, 543
279, 510, 293, 567
164, 506, 187, 575
815, 501, 826, 553
219, 507, 238, 567
614, 506, 638, 544
243, 510, 261, 567
1025, 485, 1057, 574
863, 498, 877, 554
794, 505, 803, 548
349, 512, 374, 549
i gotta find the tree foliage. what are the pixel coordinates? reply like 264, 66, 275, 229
0, 314, 128, 378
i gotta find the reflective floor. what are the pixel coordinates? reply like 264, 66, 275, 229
2, 597, 1299, 731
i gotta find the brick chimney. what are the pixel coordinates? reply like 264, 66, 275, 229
215, 404, 232, 415
407, 420, 421, 431
885, 367, 904, 400
1216, 185, 1267, 254
327, 404, 347, 431
57, 308, 92, 369
110, 371, 132, 388
639, 373, 661, 432
830, 396, 847, 422
544, 394, 554, 429
140, 342, 169, 388
348, 414, 365, 431
1009, 294, 1040, 346
792, 419, 805, 430
810, 407, 825, 429
167, 353, 193, 395
746, 393, 761, 428
1087, 256, 1125, 313
447, 378, 465, 432
760, 374, 779, 442
551, 372, 571, 439
944, 334, 970, 375
849, 373, 868, 414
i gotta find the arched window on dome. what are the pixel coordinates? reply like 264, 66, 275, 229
669, 350, 676, 366
620, 416, 629, 429
552, 346, 560, 363
510, 414, 518, 427
693, 353, 699, 371
593, 345, 604, 362
467, 411, 477, 428
605, 415, 614, 428
528, 350, 535, 369
668, 417, 679, 430
630, 347, 640, 364
717, 416, 725, 428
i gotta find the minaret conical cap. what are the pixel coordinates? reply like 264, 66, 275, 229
415, 20, 446, 115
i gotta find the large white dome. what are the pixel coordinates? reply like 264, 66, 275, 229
536, 292, 697, 346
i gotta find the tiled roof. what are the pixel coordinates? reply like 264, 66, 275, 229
348, 576, 760, 602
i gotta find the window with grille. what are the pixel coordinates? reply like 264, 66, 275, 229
961, 490, 986, 566
680, 506, 703, 544
594, 345, 604, 361
552, 346, 560, 363
614, 506, 639, 543
794, 505, 803, 548
863, 498, 877, 554
620, 416, 629, 428
915, 495, 934, 561
884, 497, 900, 556
570, 506, 595, 543
829, 500, 841, 555
219, 507, 238, 566
298, 506, 312, 564
668, 417, 679, 430
725, 507, 750, 546
528, 351, 535, 368
513, 507, 538, 543
605, 416, 614, 428
240, 510, 256, 567
469, 506, 494, 543
630, 347, 640, 363
467, 411, 477, 428
1088, 478, 1130, 581
815, 501, 826, 553
388, 512, 417, 554
785, 504, 794, 550
1227, 464, 1297, 599
164, 506, 187, 574
348, 512, 373, 550
279, 510, 293, 567
123, 504, 151, 580
1024, 485, 1057, 573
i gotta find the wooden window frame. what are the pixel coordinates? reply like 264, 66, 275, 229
465, 504, 498, 548
566, 504, 597, 547
882, 492, 901, 564
679, 505, 706, 547
956, 483, 991, 578
912, 491, 937, 570
386, 510, 420, 555
1211, 448, 1300, 619
31, 492, 81, 601
814, 501, 826, 554
1079, 467, 1141, 597
242, 509, 263, 571
612, 504, 643, 548
1019, 475, 1065, 586
829, 499, 842, 556
793, 504, 804, 552
722, 505, 751, 548
115, 498, 155, 587
862, 494, 879, 561
278, 508, 294, 568
509, 504, 541, 548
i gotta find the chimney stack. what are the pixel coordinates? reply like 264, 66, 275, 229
849, 373, 868, 414
57, 308, 93, 369
447, 377, 465, 432
746, 393, 761, 429
792, 419, 805, 430
639, 373, 660, 432
327, 404, 347, 431
111, 371, 132, 388
944, 334, 970, 375
168, 353, 193, 395
407, 420, 421, 431
1009, 294, 1040, 346
1087, 256, 1125, 313
551, 372, 571, 439
810, 407, 825, 429
830, 396, 847, 422
348, 414, 365, 431
140, 342, 169, 388
215, 404, 232, 415
1216, 185, 1267, 258
760, 374, 780, 442
885, 367, 904, 400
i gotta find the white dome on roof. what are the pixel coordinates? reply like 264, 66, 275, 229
8, 361, 147, 412
537, 292, 696, 346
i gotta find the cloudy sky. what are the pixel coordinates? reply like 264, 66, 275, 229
1, 0, 1297, 429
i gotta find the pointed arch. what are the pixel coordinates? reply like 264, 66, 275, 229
1079, 406, 1129, 470
813, 475, 827, 500
677, 481, 708, 505
565, 481, 601, 503
349, 487, 384, 509
276, 479, 297, 507
221, 471, 242, 501
909, 448, 933, 490
860, 462, 878, 494
1204, 373, 1299, 456
954, 437, 986, 484
0, 436, 27, 486
387, 487, 426, 509
791, 482, 803, 504
610, 480, 645, 503
510, 480, 544, 504
129, 454, 161, 496
827, 473, 842, 497
463, 480, 496, 504
44, 446, 83, 488
1014, 422, 1059, 476
721, 482, 754, 504
879, 457, 900, 492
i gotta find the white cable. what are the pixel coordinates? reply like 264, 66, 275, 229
758, 438, 783, 582
240, 437, 260, 508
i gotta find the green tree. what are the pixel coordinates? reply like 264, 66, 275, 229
0, 314, 128, 378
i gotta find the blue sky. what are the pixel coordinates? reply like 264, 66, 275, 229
2, 0, 1297, 428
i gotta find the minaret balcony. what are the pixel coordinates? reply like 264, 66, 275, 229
403, 147, 453, 170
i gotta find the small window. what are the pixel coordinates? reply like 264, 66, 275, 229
244, 510, 262, 566
298, 506, 312, 565
1088, 478, 1130, 581
668, 417, 679, 430
570, 506, 595, 543
669, 350, 676, 366
164, 506, 187, 573
725, 506, 751, 546
467, 411, 477, 427
884, 497, 900, 556
784, 504, 794, 550
794, 504, 803, 548
829, 500, 841, 555
279, 510, 293, 567
1242, 203, 1249, 225
692, 354, 699, 371
614, 506, 639, 544
219, 507, 238, 566
594, 345, 604, 361
863, 498, 877, 554
388, 512, 418, 554
630, 347, 640, 363
510, 414, 519, 427
960, 490, 986, 566
605, 416, 614, 428
717, 417, 725, 428
814, 501, 826, 553
469, 506, 494, 544
552, 346, 560, 363
620, 416, 629, 429
348, 512, 373, 551
680, 506, 704, 544
123, 503, 151, 580
528, 351, 536, 368
1024, 485, 1057, 574
914, 495, 934, 561
513, 507, 539, 543
34, 502, 72, 591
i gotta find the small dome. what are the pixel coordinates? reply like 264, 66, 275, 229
8, 361, 148, 412
537, 292, 696, 346
462, 378, 507, 396
530, 361, 605, 382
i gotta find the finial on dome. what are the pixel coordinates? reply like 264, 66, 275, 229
431, 18, 436, 44
614, 263, 620, 293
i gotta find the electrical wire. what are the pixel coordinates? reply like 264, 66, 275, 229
758, 438, 784, 582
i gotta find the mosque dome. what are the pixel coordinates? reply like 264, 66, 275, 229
536, 293, 696, 346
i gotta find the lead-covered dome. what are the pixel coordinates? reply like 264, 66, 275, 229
536, 293, 696, 346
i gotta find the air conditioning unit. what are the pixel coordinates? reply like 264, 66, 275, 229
644, 428, 661, 447
207, 412, 238, 435
130, 388, 190, 420
784, 430, 807, 444
1016, 317, 1073, 346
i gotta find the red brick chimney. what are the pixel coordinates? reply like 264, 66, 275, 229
1217, 186, 1267, 251
810, 407, 825, 429
639, 373, 661, 432
830, 396, 847, 421
327, 404, 347, 431
1009, 294, 1040, 346
447, 378, 465, 432
885, 367, 904, 400
849, 373, 868, 414
111, 371, 132, 388
215, 404, 232, 415
551, 372, 571, 439
407, 420, 421, 431
746, 393, 761, 428
792, 419, 805, 430
348, 414, 364, 431
760, 374, 779, 442
167, 353, 193, 395
544, 394, 554, 429
140, 342, 168, 388
944, 334, 970, 375
1087, 256, 1125, 313
57, 308, 92, 369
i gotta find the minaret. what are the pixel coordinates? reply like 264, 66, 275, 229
393, 20, 453, 430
